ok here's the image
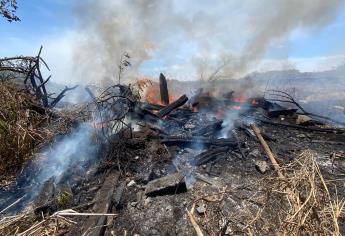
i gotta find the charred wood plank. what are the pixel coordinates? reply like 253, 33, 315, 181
194, 146, 229, 166
268, 109, 297, 118
161, 136, 238, 147
159, 73, 169, 105
82, 170, 120, 236
192, 120, 223, 136
134, 106, 161, 123
156, 94, 188, 118
113, 181, 126, 209
257, 119, 345, 134
145, 172, 187, 197
141, 102, 165, 111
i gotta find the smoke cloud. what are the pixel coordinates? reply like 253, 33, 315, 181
71, 0, 343, 84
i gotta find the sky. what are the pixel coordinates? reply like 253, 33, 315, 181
1, 0, 345, 84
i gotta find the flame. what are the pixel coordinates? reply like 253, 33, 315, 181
139, 79, 177, 105
232, 95, 246, 103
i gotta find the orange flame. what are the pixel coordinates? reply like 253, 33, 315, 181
232, 95, 246, 103
139, 79, 177, 105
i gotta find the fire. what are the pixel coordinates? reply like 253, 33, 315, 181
232, 95, 246, 103
139, 79, 177, 105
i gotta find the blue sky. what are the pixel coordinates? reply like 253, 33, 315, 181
1, 0, 345, 83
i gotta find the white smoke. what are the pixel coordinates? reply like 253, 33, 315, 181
37, 124, 96, 183
69, 0, 343, 84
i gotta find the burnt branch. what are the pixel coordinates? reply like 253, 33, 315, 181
0, 46, 77, 108
266, 89, 345, 126
49, 85, 79, 108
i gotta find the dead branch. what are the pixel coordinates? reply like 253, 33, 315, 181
49, 85, 78, 108
251, 123, 283, 178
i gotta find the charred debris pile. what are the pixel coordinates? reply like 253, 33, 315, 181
1, 55, 345, 235
0, 47, 78, 180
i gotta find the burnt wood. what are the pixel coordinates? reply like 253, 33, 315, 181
257, 118, 345, 134
194, 146, 229, 166
156, 94, 188, 118
159, 73, 169, 105
82, 170, 120, 236
192, 120, 223, 136
161, 136, 238, 147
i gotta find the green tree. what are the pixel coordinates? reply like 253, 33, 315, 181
0, 0, 20, 22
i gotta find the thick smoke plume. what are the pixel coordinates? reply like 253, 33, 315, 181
72, 0, 343, 84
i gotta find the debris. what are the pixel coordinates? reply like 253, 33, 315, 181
268, 109, 297, 118
255, 160, 270, 174
145, 172, 187, 197
157, 94, 188, 118
161, 136, 237, 147
81, 170, 119, 236
296, 114, 312, 125
194, 146, 229, 166
159, 73, 170, 105
248, 149, 261, 159
296, 133, 306, 138
196, 204, 206, 215
251, 124, 283, 178
186, 209, 204, 236
127, 180, 136, 187
113, 181, 126, 209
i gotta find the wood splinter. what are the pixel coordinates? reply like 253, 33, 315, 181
250, 123, 284, 178
186, 209, 204, 236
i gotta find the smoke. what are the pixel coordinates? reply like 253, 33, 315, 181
0, 124, 97, 214
71, 0, 343, 84
37, 124, 96, 183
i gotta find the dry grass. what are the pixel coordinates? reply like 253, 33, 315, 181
0, 210, 76, 236
245, 150, 345, 235
190, 150, 345, 235
0, 80, 73, 182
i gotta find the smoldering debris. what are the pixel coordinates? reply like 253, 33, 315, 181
1, 70, 345, 235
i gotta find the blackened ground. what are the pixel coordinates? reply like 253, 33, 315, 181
62, 119, 345, 235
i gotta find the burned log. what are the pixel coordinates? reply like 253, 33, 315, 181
268, 109, 297, 118
145, 172, 187, 197
161, 136, 238, 147
192, 120, 223, 136
157, 94, 188, 118
141, 102, 165, 111
159, 73, 170, 105
194, 146, 229, 166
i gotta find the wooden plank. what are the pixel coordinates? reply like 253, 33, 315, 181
82, 170, 120, 236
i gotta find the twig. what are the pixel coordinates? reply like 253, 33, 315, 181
186, 209, 204, 236
251, 123, 283, 178
0, 194, 26, 214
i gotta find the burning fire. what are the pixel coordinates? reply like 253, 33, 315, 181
232, 95, 246, 103
139, 79, 177, 105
